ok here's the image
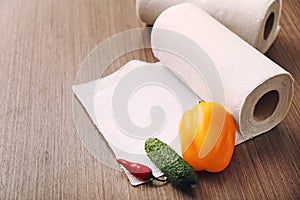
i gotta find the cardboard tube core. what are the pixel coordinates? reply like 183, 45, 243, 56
264, 12, 275, 40
254, 90, 279, 121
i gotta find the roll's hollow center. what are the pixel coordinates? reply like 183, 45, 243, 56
264, 12, 275, 40
254, 90, 279, 122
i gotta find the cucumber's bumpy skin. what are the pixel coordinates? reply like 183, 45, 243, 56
145, 138, 198, 189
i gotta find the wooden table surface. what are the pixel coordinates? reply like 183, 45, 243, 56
0, 0, 299, 199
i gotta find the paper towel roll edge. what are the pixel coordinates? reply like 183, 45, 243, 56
136, 0, 174, 25
257, 0, 282, 53
240, 73, 294, 138
136, 0, 151, 23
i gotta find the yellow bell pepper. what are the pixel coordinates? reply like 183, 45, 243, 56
179, 101, 236, 172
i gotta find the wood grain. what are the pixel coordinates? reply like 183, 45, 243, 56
0, 0, 299, 199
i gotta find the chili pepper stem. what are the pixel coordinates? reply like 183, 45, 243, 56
151, 175, 168, 186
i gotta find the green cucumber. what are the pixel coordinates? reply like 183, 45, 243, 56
145, 138, 198, 189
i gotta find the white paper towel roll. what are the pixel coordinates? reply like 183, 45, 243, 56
151, 3, 293, 141
137, 0, 282, 53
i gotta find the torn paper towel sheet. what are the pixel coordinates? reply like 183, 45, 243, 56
73, 60, 202, 186
151, 3, 294, 142
136, 0, 282, 53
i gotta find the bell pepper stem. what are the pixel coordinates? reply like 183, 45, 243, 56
198, 99, 206, 104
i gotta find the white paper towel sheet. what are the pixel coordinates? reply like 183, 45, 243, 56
151, 3, 293, 142
136, 0, 282, 53
73, 60, 205, 186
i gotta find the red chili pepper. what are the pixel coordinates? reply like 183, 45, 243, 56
117, 159, 153, 181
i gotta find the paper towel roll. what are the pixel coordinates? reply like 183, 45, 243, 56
137, 0, 282, 53
151, 3, 293, 142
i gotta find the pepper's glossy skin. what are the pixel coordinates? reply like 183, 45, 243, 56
179, 101, 236, 172
117, 159, 153, 181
